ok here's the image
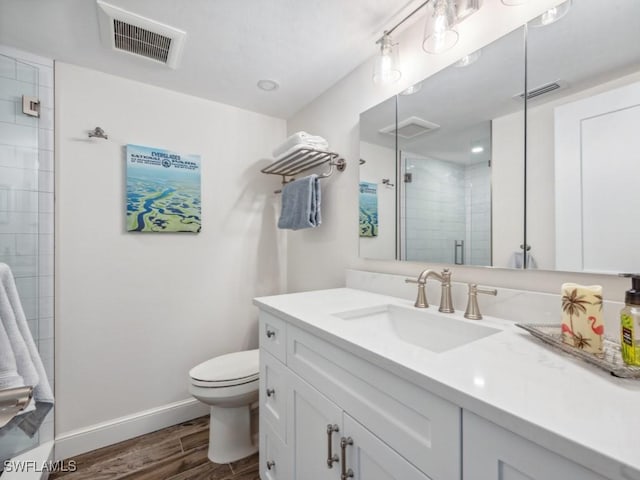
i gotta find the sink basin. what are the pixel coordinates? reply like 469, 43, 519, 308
333, 304, 500, 353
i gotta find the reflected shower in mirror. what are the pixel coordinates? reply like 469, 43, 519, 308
359, 27, 526, 268
526, 0, 640, 273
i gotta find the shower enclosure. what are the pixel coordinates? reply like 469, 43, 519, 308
0, 48, 55, 477
400, 149, 492, 266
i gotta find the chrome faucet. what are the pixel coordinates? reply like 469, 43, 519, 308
464, 284, 498, 320
405, 268, 454, 312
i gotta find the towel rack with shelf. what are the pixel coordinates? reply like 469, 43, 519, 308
261, 148, 346, 193
0, 385, 33, 428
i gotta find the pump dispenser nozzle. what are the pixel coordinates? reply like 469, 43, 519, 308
620, 274, 640, 305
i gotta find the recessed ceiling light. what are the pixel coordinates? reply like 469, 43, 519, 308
530, 0, 572, 27
471, 146, 484, 154
257, 79, 279, 91
400, 82, 423, 95
455, 49, 481, 67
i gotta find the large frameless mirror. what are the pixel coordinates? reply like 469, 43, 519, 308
359, 26, 526, 268
359, 0, 640, 275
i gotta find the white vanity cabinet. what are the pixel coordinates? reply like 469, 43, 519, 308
462, 411, 608, 480
258, 310, 461, 480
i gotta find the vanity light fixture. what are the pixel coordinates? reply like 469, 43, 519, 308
471, 146, 484, 154
456, 0, 481, 22
373, 33, 402, 85
530, 0, 572, 27
372, 0, 483, 85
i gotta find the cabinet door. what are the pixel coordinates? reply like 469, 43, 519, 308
289, 371, 342, 480
463, 411, 607, 480
342, 414, 432, 480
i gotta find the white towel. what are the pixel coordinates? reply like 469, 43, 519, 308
0, 316, 24, 392
508, 252, 538, 269
0, 263, 53, 404
272, 131, 328, 158
274, 143, 328, 161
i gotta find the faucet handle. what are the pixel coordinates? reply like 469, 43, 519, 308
464, 284, 497, 320
405, 278, 428, 308
438, 268, 454, 313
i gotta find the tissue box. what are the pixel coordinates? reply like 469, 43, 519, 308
561, 283, 604, 354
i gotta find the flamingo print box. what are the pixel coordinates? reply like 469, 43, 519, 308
561, 283, 604, 354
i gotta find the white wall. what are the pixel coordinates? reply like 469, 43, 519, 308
491, 110, 524, 268
359, 141, 395, 260
54, 63, 286, 455
286, 0, 630, 300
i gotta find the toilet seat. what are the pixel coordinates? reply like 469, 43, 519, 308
189, 349, 259, 388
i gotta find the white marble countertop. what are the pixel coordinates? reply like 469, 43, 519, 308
254, 287, 640, 480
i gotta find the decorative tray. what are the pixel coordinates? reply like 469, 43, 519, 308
516, 323, 640, 379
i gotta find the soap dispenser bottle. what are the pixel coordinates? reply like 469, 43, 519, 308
620, 274, 640, 366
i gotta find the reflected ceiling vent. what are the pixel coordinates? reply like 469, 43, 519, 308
379, 116, 440, 139
96, 0, 186, 69
515, 80, 567, 100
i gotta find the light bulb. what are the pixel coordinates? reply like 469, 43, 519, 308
423, 0, 458, 54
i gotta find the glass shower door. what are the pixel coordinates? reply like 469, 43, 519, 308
0, 52, 53, 471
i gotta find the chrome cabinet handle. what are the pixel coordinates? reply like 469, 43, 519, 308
266, 388, 275, 397
340, 436, 354, 479
326, 424, 340, 468
266, 329, 276, 338
266, 460, 276, 470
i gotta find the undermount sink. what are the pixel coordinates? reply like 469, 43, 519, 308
333, 304, 500, 353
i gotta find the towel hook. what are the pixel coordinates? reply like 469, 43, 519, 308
88, 126, 108, 140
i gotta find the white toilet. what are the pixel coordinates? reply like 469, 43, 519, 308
189, 349, 259, 463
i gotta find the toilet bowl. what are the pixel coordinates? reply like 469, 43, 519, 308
189, 349, 259, 463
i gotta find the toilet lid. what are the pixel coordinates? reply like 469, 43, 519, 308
189, 349, 259, 385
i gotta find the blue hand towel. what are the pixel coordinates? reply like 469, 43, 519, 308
278, 175, 321, 230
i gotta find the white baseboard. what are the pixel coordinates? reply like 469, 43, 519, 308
54, 398, 209, 461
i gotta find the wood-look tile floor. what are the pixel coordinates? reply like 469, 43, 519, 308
51, 416, 259, 480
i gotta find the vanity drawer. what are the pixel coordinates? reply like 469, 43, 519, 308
287, 325, 461, 480
259, 311, 287, 363
260, 350, 287, 444
259, 421, 292, 480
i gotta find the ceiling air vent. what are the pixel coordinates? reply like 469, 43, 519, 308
96, 1, 186, 69
515, 80, 567, 100
379, 116, 440, 139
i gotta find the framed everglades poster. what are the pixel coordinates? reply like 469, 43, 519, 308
126, 144, 202, 233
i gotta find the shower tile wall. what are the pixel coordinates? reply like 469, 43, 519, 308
404, 155, 465, 263
464, 162, 491, 266
0, 46, 54, 445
